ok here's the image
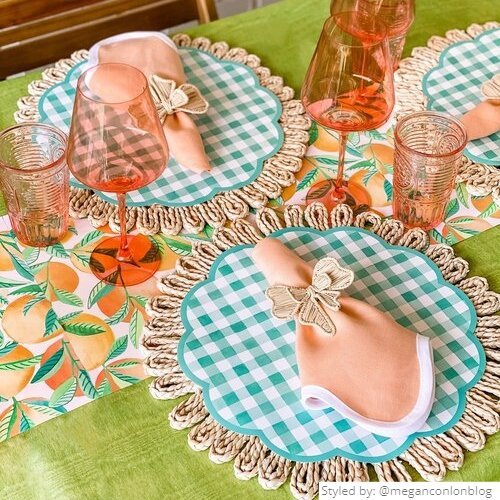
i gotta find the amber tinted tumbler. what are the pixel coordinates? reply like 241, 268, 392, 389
0, 124, 69, 247
393, 112, 468, 230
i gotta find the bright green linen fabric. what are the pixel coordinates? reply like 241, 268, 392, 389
0, 0, 499, 497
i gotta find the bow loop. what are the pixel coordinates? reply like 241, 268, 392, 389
266, 257, 354, 336
148, 74, 209, 122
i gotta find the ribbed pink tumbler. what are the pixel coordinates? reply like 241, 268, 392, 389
392, 112, 467, 230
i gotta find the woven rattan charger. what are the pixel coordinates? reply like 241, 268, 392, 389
142, 202, 500, 498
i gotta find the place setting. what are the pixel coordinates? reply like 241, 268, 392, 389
0, 0, 499, 498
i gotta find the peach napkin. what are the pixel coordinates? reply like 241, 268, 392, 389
252, 238, 435, 438
460, 74, 500, 141
88, 32, 211, 173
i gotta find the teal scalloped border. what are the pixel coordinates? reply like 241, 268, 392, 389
38, 47, 284, 208
422, 28, 500, 167
178, 226, 485, 464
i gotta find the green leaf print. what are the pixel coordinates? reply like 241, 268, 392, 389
478, 201, 497, 219
97, 378, 112, 397
429, 229, 447, 244
49, 377, 77, 407
0, 355, 42, 371
129, 309, 144, 349
87, 281, 114, 308
106, 336, 128, 362
308, 121, 318, 145
53, 288, 83, 307
22, 246, 39, 266
105, 301, 130, 326
31, 347, 65, 383
444, 198, 459, 219
8, 284, 44, 296
455, 183, 469, 208
296, 168, 318, 191
0, 277, 27, 288
78, 370, 99, 399
20, 412, 34, 433
0, 404, 17, 442
77, 230, 103, 248
45, 242, 69, 258
383, 179, 393, 201
314, 156, 338, 166
63, 322, 105, 336
44, 308, 62, 337
23, 296, 45, 315
24, 402, 66, 417
0, 342, 18, 357
7, 252, 33, 280
109, 369, 140, 386
161, 236, 192, 257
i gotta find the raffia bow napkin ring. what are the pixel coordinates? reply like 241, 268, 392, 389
148, 74, 210, 123
266, 257, 354, 336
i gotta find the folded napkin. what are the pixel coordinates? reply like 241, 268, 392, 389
87, 32, 211, 173
460, 74, 500, 141
252, 238, 435, 438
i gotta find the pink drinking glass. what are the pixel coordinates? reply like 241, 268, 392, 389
0, 123, 69, 247
301, 11, 394, 207
393, 111, 468, 230
330, 0, 415, 69
67, 63, 169, 286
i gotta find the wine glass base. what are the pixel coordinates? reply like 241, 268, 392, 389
305, 179, 347, 211
90, 234, 160, 286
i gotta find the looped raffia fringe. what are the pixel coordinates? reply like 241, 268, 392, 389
395, 21, 500, 203
14, 35, 310, 235
141, 202, 500, 498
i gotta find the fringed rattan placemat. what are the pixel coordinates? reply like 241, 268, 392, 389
395, 21, 500, 203
141, 202, 499, 499
14, 34, 311, 236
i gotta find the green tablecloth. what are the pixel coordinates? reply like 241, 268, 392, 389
0, 0, 499, 497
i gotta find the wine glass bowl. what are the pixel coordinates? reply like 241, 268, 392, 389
67, 63, 169, 286
301, 11, 394, 205
330, 0, 415, 69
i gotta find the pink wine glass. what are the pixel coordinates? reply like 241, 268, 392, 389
301, 11, 395, 207
67, 63, 169, 286
330, 0, 415, 69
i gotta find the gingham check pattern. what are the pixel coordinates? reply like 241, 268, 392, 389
39, 48, 283, 207
179, 228, 482, 462
423, 28, 500, 166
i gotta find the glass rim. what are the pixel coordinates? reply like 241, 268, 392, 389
0, 123, 68, 174
394, 111, 468, 159
77, 62, 149, 104
324, 11, 390, 48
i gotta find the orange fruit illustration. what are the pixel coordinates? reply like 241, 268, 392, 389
313, 127, 340, 152
96, 277, 156, 323
349, 169, 391, 207
63, 313, 114, 371
35, 262, 79, 301
38, 340, 83, 396
2, 295, 63, 344
0, 345, 36, 398
442, 216, 492, 243
362, 143, 394, 174
470, 195, 500, 219
70, 235, 107, 274
0, 244, 15, 271
95, 358, 145, 393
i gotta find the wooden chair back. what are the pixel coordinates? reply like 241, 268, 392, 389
0, 0, 218, 79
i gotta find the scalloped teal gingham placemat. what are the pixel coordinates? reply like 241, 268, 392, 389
178, 227, 484, 463
38, 47, 283, 207
422, 28, 500, 166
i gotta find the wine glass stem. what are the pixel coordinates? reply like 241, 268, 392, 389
117, 192, 131, 262
336, 131, 348, 191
